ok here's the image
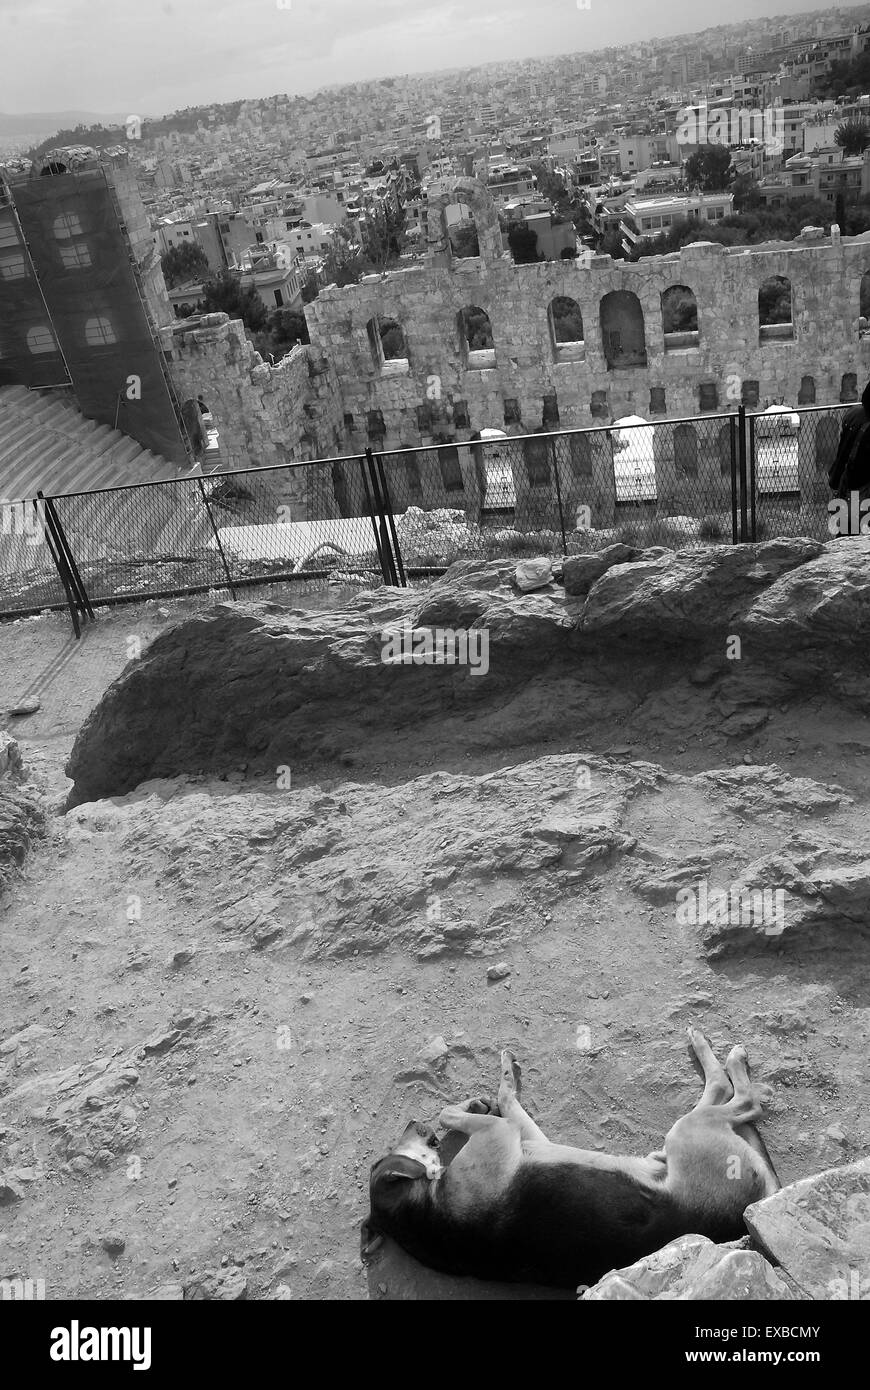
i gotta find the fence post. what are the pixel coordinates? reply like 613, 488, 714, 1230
737, 405, 750, 543
374, 454, 407, 586
747, 411, 758, 542
549, 437, 568, 556
359, 453, 388, 582
35, 492, 94, 638
196, 477, 237, 600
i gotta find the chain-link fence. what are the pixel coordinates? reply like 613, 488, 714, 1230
0, 403, 859, 622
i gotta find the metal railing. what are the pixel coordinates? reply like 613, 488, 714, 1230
0, 402, 859, 624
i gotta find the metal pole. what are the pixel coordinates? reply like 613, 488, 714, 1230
366, 449, 400, 587
374, 454, 407, 587
737, 405, 749, 542
550, 436, 568, 556
196, 477, 237, 599
360, 451, 389, 582
744, 408, 750, 539
730, 414, 739, 545
35, 493, 81, 638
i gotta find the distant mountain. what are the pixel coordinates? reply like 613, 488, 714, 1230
0, 111, 133, 137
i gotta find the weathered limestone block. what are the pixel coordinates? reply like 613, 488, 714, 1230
581, 1234, 802, 1300
562, 543, 638, 596
745, 1158, 870, 1300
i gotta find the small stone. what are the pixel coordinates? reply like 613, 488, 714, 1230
99, 1232, 126, 1257
7, 699, 40, 716
487, 962, 511, 982
143, 1029, 181, 1055
0, 1175, 25, 1205
514, 557, 553, 592
419, 1035, 449, 1065
171, 948, 195, 967
824, 1124, 847, 1146
300, 993, 313, 1004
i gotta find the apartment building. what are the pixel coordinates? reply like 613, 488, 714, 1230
619, 190, 734, 254
756, 146, 870, 208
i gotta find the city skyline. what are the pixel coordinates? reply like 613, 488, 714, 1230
0, 0, 863, 118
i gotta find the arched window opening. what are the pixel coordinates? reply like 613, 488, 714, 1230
445, 203, 479, 259
459, 305, 495, 369
600, 290, 647, 368
548, 296, 585, 361
662, 284, 699, 349
759, 275, 793, 341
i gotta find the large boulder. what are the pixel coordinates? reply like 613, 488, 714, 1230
580, 1234, 803, 1300
63, 539, 870, 804
577, 538, 823, 646
562, 543, 638, 597
0, 731, 22, 781
745, 1157, 870, 1300
65, 576, 571, 804
0, 730, 43, 900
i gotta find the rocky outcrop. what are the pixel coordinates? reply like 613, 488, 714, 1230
561, 543, 638, 596
745, 1157, 870, 1300
580, 1234, 803, 1300
65, 538, 870, 805
0, 731, 44, 901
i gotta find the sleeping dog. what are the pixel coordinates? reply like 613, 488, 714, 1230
364, 1028, 780, 1290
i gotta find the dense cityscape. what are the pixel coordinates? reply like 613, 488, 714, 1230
5, 5, 870, 361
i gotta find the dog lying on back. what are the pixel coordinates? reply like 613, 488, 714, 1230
364, 1028, 780, 1290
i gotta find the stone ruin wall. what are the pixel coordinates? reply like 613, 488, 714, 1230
164, 178, 870, 525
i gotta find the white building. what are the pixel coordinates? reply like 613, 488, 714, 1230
619, 191, 734, 254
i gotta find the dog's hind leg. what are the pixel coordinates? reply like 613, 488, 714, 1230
722, 1044, 781, 1193
437, 1104, 502, 1137
687, 1026, 733, 1108
497, 1050, 549, 1142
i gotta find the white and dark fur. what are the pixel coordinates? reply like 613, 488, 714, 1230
364, 1027, 780, 1290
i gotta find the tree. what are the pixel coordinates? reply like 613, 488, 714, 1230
662, 286, 698, 333
551, 296, 584, 341
461, 307, 494, 350
507, 221, 542, 264
834, 118, 870, 156
318, 238, 362, 290
360, 202, 406, 273
270, 307, 309, 346
529, 160, 569, 205
199, 271, 269, 333
599, 228, 626, 260
161, 241, 210, 288
684, 143, 733, 191
835, 191, 847, 231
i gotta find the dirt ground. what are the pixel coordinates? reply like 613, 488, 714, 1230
1, 591, 869, 1301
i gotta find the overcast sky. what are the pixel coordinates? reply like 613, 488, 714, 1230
0, 0, 860, 116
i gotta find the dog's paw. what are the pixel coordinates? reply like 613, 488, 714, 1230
500, 1050, 522, 1096
466, 1097, 495, 1115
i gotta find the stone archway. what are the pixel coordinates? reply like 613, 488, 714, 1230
600, 291, 647, 367
425, 178, 503, 266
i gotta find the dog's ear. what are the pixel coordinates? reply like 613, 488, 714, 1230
377, 1157, 427, 1182
371, 1154, 427, 1184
